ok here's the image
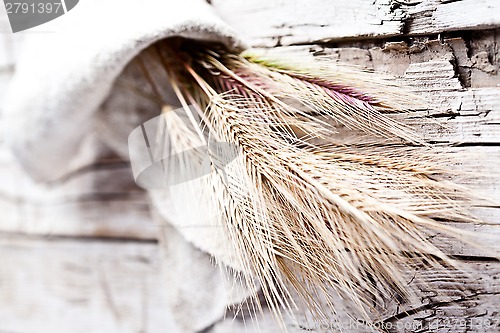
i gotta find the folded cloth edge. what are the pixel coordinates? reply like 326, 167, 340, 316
3, 0, 245, 182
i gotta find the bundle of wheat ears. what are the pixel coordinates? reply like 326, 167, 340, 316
133, 38, 494, 328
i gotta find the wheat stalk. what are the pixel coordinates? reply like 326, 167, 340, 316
136, 38, 493, 329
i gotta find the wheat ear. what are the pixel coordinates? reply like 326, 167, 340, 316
137, 38, 493, 328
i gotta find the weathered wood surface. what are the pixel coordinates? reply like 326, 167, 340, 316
251, 37, 500, 333
1, 2, 500, 333
0, 234, 173, 333
212, 0, 500, 47
1, 233, 498, 333
1, 1, 499, 242
406, 0, 500, 35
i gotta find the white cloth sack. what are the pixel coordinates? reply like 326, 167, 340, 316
4, 0, 242, 181
2, 0, 253, 331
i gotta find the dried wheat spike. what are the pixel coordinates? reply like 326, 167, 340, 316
138, 38, 494, 329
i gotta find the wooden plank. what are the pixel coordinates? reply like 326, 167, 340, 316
2, 234, 498, 333
0, 2, 498, 332
330, 39, 500, 259
179, 34, 500, 331
250, 43, 500, 259
377, 260, 500, 333
212, 0, 406, 47
0, 235, 173, 333
212, 0, 500, 47
407, 0, 500, 35
259, 41, 500, 142
212, 260, 500, 333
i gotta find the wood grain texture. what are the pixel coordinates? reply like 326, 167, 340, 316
204, 260, 500, 333
212, 0, 500, 47
407, 0, 500, 35
265, 32, 499, 333
0, 235, 173, 333
1, 2, 499, 333
212, 0, 407, 47
378, 261, 500, 333
1, 234, 497, 333
207, 31, 500, 332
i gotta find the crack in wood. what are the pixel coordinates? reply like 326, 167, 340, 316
381, 291, 500, 325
